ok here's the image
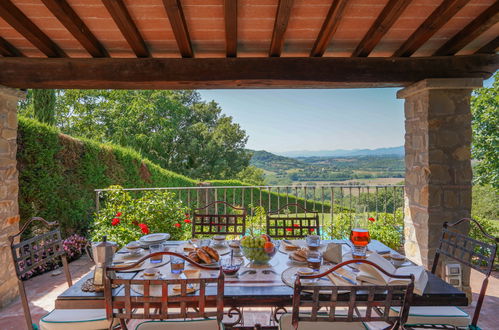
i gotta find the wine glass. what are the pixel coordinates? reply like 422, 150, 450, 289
350, 213, 371, 259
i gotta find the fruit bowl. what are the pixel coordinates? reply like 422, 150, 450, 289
240, 235, 277, 265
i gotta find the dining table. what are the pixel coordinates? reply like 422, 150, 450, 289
55, 239, 468, 325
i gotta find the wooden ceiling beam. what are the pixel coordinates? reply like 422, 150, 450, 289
269, 0, 294, 57
41, 0, 108, 58
476, 36, 499, 54
102, 0, 149, 58
393, 0, 471, 57
163, 0, 193, 58
0, 0, 66, 58
0, 37, 24, 57
224, 0, 238, 57
0, 55, 496, 90
310, 0, 349, 57
434, 2, 499, 56
352, 0, 411, 57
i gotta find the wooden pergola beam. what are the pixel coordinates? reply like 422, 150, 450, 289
310, 0, 349, 57
269, 0, 294, 57
102, 0, 149, 58
163, 0, 193, 58
224, 0, 238, 57
0, 55, 496, 90
393, 0, 470, 57
352, 0, 411, 57
42, 0, 108, 58
0, 0, 66, 58
476, 36, 499, 54
0, 37, 24, 57
434, 2, 499, 56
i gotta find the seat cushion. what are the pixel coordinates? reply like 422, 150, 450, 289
135, 319, 221, 330
278, 313, 367, 330
390, 306, 471, 328
39, 309, 114, 330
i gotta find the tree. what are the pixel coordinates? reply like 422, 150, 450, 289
33, 89, 56, 125
471, 72, 498, 190
236, 166, 266, 186
18, 89, 251, 181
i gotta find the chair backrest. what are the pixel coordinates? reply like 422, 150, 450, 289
9, 217, 70, 282
292, 259, 414, 329
431, 218, 498, 326
8, 217, 72, 329
105, 252, 224, 323
192, 201, 246, 237
267, 203, 320, 238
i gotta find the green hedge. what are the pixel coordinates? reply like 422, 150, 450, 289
17, 117, 196, 236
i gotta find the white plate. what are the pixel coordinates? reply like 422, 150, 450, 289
140, 233, 170, 243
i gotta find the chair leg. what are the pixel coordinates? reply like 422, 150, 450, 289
119, 318, 128, 330
18, 279, 33, 329
61, 255, 72, 287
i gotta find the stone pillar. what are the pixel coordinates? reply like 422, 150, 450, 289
398, 78, 482, 299
0, 86, 24, 308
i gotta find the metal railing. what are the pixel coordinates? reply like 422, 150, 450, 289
95, 184, 405, 238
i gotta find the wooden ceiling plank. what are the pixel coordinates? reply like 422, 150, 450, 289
393, 0, 471, 57
163, 0, 193, 58
476, 36, 499, 54
0, 0, 66, 58
224, 0, 237, 57
41, 0, 108, 58
352, 0, 411, 57
0, 36, 24, 57
102, 0, 149, 58
434, 2, 499, 56
0, 55, 496, 90
269, 0, 294, 57
310, 0, 349, 57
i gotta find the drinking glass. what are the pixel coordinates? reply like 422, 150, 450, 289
170, 256, 185, 274
149, 244, 164, 263
306, 235, 320, 251
350, 214, 371, 259
306, 250, 322, 271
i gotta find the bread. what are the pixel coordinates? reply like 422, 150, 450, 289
201, 246, 219, 261
188, 252, 201, 263
290, 248, 307, 262
196, 248, 212, 264
282, 240, 300, 251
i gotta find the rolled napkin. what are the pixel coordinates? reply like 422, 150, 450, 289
281, 240, 300, 251
173, 269, 200, 293
323, 243, 343, 263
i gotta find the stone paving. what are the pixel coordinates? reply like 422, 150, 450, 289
0, 255, 497, 329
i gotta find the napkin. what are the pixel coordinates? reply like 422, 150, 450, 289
323, 243, 343, 263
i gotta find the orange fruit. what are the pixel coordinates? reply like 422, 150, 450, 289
264, 241, 274, 253
261, 234, 270, 242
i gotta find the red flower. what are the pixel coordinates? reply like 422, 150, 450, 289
293, 224, 300, 228
286, 228, 292, 232
184, 218, 191, 223
116, 212, 122, 217
309, 228, 315, 232
111, 218, 120, 226
138, 223, 149, 234
174, 223, 181, 228
368, 217, 376, 222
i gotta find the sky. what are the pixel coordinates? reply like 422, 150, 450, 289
199, 77, 495, 153
198, 88, 405, 153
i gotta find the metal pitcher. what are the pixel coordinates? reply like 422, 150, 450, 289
86, 236, 118, 291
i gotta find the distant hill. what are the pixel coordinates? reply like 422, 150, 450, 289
277, 146, 404, 158
250, 149, 404, 185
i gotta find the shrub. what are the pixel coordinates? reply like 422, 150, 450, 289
91, 185, 191, 247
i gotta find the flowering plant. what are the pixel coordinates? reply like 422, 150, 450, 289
91, 185, 190, 247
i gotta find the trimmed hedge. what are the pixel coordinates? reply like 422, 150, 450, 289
17, 117, 196, 236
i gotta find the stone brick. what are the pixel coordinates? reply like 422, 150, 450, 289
443, 190, 459, 209
1, 128, 17, 140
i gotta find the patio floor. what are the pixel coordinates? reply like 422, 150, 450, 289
0, 255, 497, 329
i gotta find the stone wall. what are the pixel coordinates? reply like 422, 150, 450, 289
398, 78, 482, 299
0, 86, 24, 308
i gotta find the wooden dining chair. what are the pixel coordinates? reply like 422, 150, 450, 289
104, 251, 224, 330
394, 218, 498, 329
191, 201, 246, 237
266, 203, 320, 239
279, 259, 415, 330
9, 217, 114, 330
